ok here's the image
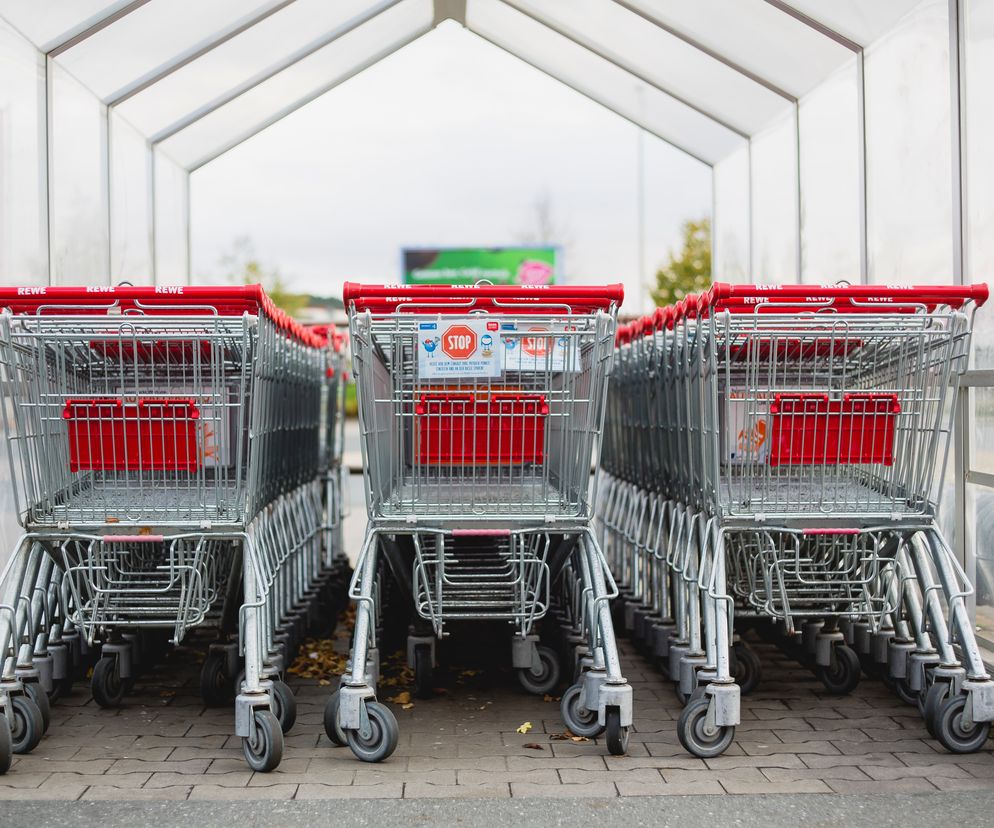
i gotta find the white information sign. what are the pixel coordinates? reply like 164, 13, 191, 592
417, 318, 502, 379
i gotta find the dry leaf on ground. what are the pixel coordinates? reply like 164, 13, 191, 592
516, 721, 533, 734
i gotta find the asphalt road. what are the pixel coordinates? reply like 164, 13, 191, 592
3, 793, 994, 828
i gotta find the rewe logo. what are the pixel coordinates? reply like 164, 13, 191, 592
155, 286, 184, 294
17, 287, 45, 295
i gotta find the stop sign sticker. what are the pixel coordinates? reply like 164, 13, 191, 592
418, 318, 501, 378
522, 327, 551, 358
441, 324, 476, 360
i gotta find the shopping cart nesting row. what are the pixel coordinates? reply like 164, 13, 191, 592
0, 286, 349, 773
598, 281, 994, 758
327, 281, 633, 762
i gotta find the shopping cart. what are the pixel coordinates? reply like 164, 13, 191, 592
327, 281, 632, 762
0, 285, 330, 772
600, 282, 994, 758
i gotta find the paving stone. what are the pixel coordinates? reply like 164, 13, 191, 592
107, 758, 211, 775
722, 779, 833, 794
705, 753, 807, 771
931, 776, 994, 791
558, 768, 662, 785
615, 779, 724, 796
740, 741, 841, 756
44, 772, 151, 789
0, 785, 87, 800
145, 771, 251, 788
405, 782, 510, 799
761, 766, 871, 783
82, 786, 192, 800
407, 755, 506, 771
826, 778, 938, 794
354, 769, 456, 786
510, 782, 616, 799
187, 784, 299, 800
800, 752, 905, 769
862, 764, 971, 781
457, 769, 560, 786
506, 754, 607, 772
297, 783, 404, 799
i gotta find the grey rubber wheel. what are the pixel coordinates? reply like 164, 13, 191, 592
934, 694, 991, 754
517, 646, 561, 695
323, 690, 347, 747
560, 683, 603, 738
242, 709, 283, 772
677, 696, 734, 759
24, 683, 50, 733
10, 695, 43, 755
271, 679, 297, 734
91, 656, 126, 708
605, 706, 630, 756
346, 701, 399, 763
0, 713, 11, 773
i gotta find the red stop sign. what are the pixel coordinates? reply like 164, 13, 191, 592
441, 324, 476, 360
522, 326, 551, 357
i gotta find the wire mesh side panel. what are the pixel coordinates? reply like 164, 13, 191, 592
351, 311, 615, 522
704, 310, 971, 521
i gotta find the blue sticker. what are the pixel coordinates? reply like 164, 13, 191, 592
419, 322, 438, 330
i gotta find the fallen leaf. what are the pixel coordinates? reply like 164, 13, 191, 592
159, 690, 175, 698
479, 705, 486, 710
309, 652, 319, 659
402, 703, 414, 710
388, 691, 411, 705
542, 694, 560, 703
523, 743, 545, 750
570, 736, 589, 742
516, 721, 533, 734
318, 679, 330, 687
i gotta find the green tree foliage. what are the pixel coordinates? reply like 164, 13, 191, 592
220, 236, 309, 318
651, 218, 712, 307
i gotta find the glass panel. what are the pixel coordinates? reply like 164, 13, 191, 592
0, 0, 126, 51
504, 0, 790, 135
467, 0, 744, 165
153, 151, 188, 284
865, 0, 952, 285
751, 114, 798, 283
618, 0, 852, 98
965, 0, 994, 368
713, 144, 750, 283
778, 0, 926, 47
968, 482, 994, 647
798, 59, 860, 284
110, 113, 152, 283
0, 19, 47, 285
118, 0, 396, 139
53, 0, 276, 102
159, 0, 434, 169
50, 63, 109, 285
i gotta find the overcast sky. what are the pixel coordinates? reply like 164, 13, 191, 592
189, 21, 711, 314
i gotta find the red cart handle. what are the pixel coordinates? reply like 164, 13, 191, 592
0, 285, 325, 349
709, 282, 989, 310
343, 282, 624, 314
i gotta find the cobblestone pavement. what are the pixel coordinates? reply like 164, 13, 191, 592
2, 628, 993, 802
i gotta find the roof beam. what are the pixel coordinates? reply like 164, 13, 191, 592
106, 0, 299, 107
500, 0, 749, 138
609, 0, 796, 102
466, 26, 718, 167
185, 26, 431, 172
762, 0, 862, 51
46, 0, 153, 57
150, 0, 405, 145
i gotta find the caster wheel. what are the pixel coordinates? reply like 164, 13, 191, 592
731, 643, 762, 696
24, 683, 51, 733
677, 696, 735, 759
517, 646, 561, 695
271, 679, 297, 735
560, 683, 604, 738
10, 695, 44, 754
91, 656, 128, 709
242, 709, 284, 772
347, 701, 399, 763
605, 706, 630, 756
923, 681, 951, 738
815, 645, 861, 696
674, 679, 696, 707
413, 644, 434, 700
0, 713, 10, 774
893, 677, 918, 706
934, 694, 991, 754
47, 675, 74, 704
200, 652, 235, 707
323, 690, 347, 747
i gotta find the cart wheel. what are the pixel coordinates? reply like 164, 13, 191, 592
517, 646, 561, 695
923, 681, 951, 738
893, 677, 919, 707
560, 683, 604, 738
346, 701, 399, 763
934, 694, 991, 754
91, 656, 127, 708
242, 709, 283, 772
413, 644, 434, 700
0, 712, 11, 774
323, 690, 347, 747
815, 645, 860, 696
731, 643, 762, 696
48, 675, 74, 704
677, 696, 734, 759
24, 682, 51, 733
10, 694, 43, 754
271, 679, 297, 734
200, 652, 235, 707
604, 706, 630, 756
